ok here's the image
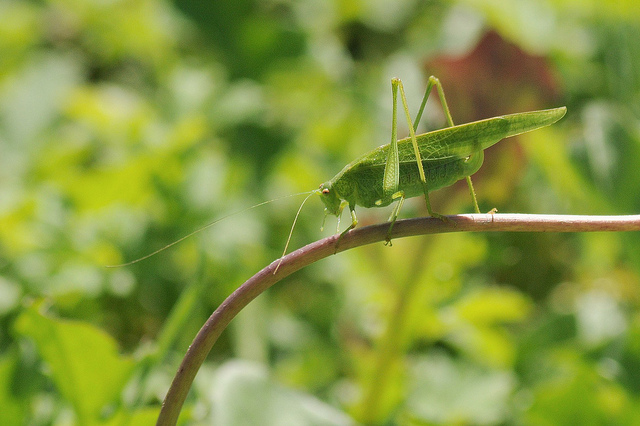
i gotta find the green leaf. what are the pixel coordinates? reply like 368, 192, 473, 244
0, 354, 23, 425
14, 302, 135, 425
102, 407, 163, 426
455, 287, 533, 325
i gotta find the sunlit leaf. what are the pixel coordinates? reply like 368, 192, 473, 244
0, 354, 23, 425
14, 303, 135, 425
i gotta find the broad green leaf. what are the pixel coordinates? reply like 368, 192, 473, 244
14, 303, 135, 425
102, 407, 162, 426
0, 354, 23, 425
455, 287, 533, 324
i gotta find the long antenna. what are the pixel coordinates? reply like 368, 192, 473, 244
106, 191, 315, 268
273, 190, 320, 274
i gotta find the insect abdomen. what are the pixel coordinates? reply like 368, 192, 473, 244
333, 149, 484, 208
398, 150, 485, 198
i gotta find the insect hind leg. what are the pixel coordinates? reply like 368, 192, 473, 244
396, 78, 450, 221
412, 75, 455, 132
385, 192, 405, 245
423, 76, 480, 214
466, 175, 481, 213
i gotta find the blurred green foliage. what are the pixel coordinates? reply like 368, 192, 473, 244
1, 0, 640, 424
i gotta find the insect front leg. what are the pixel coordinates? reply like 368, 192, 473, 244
335, 202, 357, 236
334, 203, 357, 253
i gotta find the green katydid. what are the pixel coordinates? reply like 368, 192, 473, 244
312, 76, 566, 244
108, 76, 566, 269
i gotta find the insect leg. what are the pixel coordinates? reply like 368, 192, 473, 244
466, 175, 481, 213
413, 75, 438, 128
395, 78, 446, 220
383, 79, 401, 199
333, 200, 349, 233
385, 193, 405, 245
334, 204, 358, 253
427, 76, 481, 213
380, 79, 407, 246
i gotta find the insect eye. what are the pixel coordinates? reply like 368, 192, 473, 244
322, 188, 330, 194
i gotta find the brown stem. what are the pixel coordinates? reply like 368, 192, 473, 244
156, 213, 640, 425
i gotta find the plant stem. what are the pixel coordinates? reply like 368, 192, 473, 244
156, 213, 640, 425
356, 236, 435, 423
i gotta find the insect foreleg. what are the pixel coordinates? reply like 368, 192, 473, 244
334, 204, 358, 253
334, 200, 355, 234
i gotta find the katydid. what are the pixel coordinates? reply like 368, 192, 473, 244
108, 76, 566, 269
314, 76, 566, 245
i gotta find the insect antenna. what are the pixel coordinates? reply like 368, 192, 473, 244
273, 189, 320, 274
106, 191, 315, 268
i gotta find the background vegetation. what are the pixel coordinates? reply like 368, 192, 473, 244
2, 0, 640, 424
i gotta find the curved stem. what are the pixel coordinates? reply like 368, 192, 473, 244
156, 213, 640, 425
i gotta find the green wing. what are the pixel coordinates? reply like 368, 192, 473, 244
404, 107, 567, 161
